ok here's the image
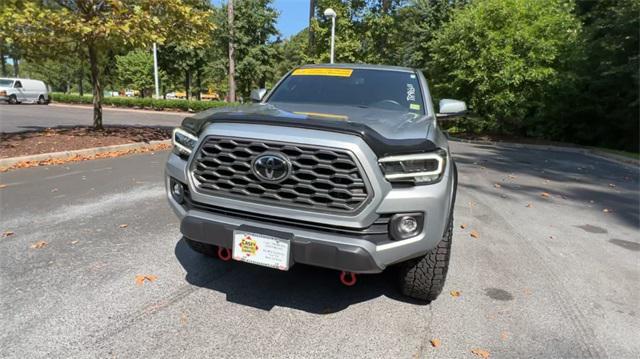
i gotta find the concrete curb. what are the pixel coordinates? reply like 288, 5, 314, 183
0, 140, 171, 169
450, 137, 639, 169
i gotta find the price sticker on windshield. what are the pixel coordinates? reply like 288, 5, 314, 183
292, 68, 353, 77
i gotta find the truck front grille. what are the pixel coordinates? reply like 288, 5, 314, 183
191, 136, 371, 213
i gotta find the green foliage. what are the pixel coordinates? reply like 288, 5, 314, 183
394, 0, 468, 68
209, 0, 281, 98
565, 0, 639, 151
428, 0, 582, 133
116, 49, 164, 97
51, 93, 233, 112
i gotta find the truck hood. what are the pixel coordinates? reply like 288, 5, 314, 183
182, 102, 438, 156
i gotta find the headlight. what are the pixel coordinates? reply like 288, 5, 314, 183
379, 150, 447, 184
172, 127, 198, 156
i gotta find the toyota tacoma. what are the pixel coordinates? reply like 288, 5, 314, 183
166, 64, 466, 301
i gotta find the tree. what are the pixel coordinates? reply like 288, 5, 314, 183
428, 0, 582, 133
211, 0, 279, 99
1, 0, 213, 129
393, 0, 468, 69
566, 0, 639, 151
116, 49, 161, 97
228, 0, 236, 102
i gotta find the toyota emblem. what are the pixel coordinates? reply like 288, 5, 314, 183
252, 153, 291, 183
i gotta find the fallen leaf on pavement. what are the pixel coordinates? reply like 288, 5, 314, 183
500, 331, 509, 341
508, 174, 517, 179
603, 208, 611, 213
471, 348, 491, 358
430, 339, 441, 348
119, 224, 128, 228
0, 184, 7, 189
494, 183, 501, 188
30, 240, 48, 249
526, 203, 532, 208
70, 240, 79, 244
541, 192, 550, 198
135, 274, 158, 286
51, 188, 59, 192
470, 230, 480, 239
460, 224, 467, 229
2, 231, 15, 238
450, 290, 461, 297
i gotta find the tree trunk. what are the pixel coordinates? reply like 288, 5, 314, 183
227, 0, 236, 103
382, 0, 391, 13
78, 62, 84, 96
12, 57, 19, 77
0, 48, 6, 77
88, 43, 103, 130
196, 71, 202, 101
185, 70, 192, 101
308, 0, 316, 54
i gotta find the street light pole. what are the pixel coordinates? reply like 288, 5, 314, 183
153, 43, 160, 99
324, 8, 336, 64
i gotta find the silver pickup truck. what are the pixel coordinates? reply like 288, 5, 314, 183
166, 64, 466, 301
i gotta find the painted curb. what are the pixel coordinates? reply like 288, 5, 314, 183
0, 140, 171, 168
450, 137, 639, 168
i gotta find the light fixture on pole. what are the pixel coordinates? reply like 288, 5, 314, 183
153, 43, 160, 99
323, 8, 336, 64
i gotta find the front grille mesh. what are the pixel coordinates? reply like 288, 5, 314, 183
191, 137, 370, 213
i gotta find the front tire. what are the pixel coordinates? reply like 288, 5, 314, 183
8, 95, 18, 104
398, 216, 453, 302
184, 237, 218, 257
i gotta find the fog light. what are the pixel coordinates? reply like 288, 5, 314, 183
399, 216, 418, 234
390, 213, 424, 240
170, 178, 185, 204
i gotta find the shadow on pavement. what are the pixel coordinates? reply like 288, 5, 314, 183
452, 142, 640, 228
174, 238, 426, 313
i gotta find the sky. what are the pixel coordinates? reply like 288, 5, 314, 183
212, 0, 310, 39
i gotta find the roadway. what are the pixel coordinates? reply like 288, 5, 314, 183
1, 141, 638, 358
0, 103, 185, 132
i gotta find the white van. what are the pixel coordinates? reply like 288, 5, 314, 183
0, 78, 51, 104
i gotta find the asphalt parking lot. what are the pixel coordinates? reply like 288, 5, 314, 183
1, 141, 638, 358
0, 103, 184, 133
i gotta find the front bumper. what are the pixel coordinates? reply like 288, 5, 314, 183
167, 148, 455, 273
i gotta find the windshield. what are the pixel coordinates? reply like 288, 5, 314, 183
0, 79, 13, 87
268, 68, 425, 115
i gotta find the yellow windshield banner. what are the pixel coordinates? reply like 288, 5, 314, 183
292, 68, 353, 77
294, 111, 349, 120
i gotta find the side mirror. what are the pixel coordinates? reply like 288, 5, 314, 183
437, 99, 467, 118
250, 88, 267, 103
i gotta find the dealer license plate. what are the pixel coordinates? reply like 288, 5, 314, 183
232, 230, 291, 271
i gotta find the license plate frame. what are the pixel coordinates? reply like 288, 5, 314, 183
232, 229, 291, 271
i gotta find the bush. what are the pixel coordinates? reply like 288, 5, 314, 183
428, 0, 582, 134
50, 93, 232, 112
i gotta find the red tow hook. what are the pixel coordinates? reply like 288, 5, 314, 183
339, 271, 357, 286
217, 247, 232, 261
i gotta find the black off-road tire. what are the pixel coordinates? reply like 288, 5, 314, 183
184, 237, 218, 258
398, 216, 453, 302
